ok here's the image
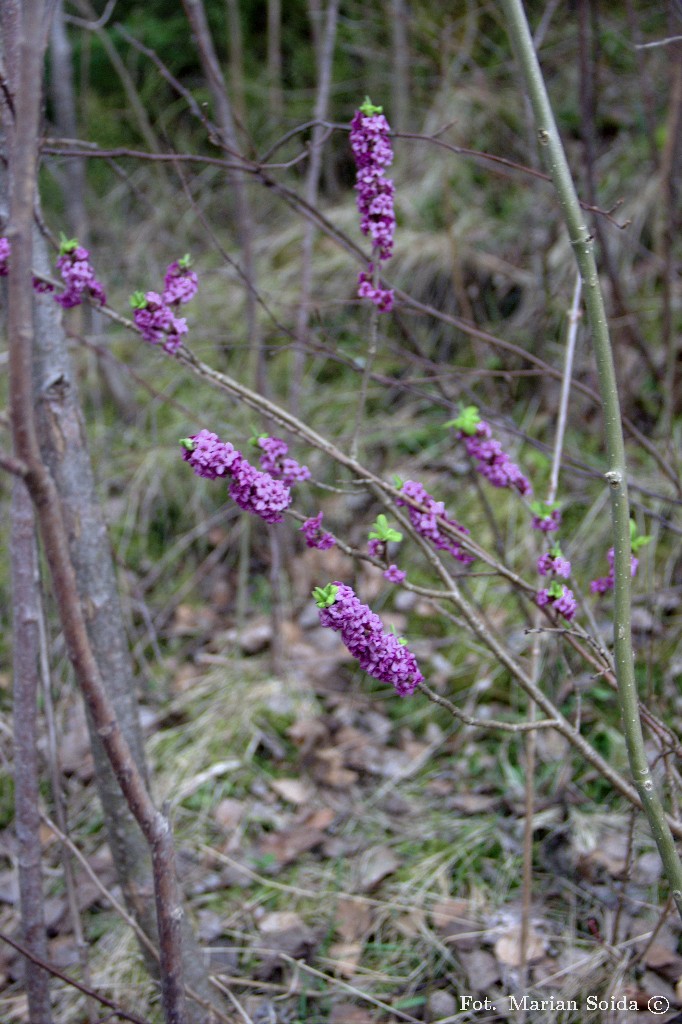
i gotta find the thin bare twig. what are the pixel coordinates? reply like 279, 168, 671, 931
417, 681, 558, 733
0, 929, 151, 1024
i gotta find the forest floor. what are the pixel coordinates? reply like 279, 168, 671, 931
1, 562, 681, 1024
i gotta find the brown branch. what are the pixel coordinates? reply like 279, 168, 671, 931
417, 681, 558, 733
11, 478, 51, 1021
0, 448, 28, 475
0, 929, 151, 1024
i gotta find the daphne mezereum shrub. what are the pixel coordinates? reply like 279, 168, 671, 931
2, 95, 655, 695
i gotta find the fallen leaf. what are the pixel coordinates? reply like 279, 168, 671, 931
430, 898, 480, 949
336, 898, 372, 942
196, 909, 225, 942
334, 725, 372, 770
270, 777, 315, 805
644, 942, 682, 985
395, 909, 425, 938
494, 923, 546, 966
48, 935, 80, 969
328, 940, 363, 978
0, 871, 19, 905
426, 990, 457, 1021
214, 797, 246, 831
447, 793, 501, 814
257, 824, 326, 865
171, 604, 217, 636
287, 717, 329, 754
458, 948, 500, 991
258, 911, 306, 934
426, 777, 454, 796
357, 844, 400, 892
313, 747, 359, 788
328, 1004, 379, 1024
301, 807, 335, 830
236, 618, 272, 655
171, 663, 203, 694
254, 911, 317, 979
243, 996, 278, 1023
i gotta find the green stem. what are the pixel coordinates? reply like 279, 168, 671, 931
501, 0, 682, 918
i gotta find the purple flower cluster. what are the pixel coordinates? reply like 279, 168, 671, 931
257, 436, 311, 487
397, 480, 474, 565
535, 541, 576, 620
0, 237, 10, 276
163, 259, 199, 305
318, 583, 423, 696
33, 278, 55, 294
133, 292, 188, 354
229, 460, 292, 524
532, 509, 562, 533
536, 584, 577, 621
350, 98, 395, 312
537, 549, 571, 579
357, 266, 394, 312
0, 234, 106, 305
590, 548, 639, 594
132, 255, 197, 355
181, 429, 242, 479
181, 430, 291, 524
383, 564, 406, 584
459, 420, 532, 496
55, 241, 107, 308
300, 512, 336, 550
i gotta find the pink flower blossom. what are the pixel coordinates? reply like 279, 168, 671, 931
532, 509, 562, 533
357, 269, 394, 312
0, 237, 10, 276
300, 512, 336, 550
397, 480, 474, 565
536, 584, 577, 621
317, 582, 423, 696
537, 550, 571, 579
163, 259, 199, 306
228, 460, 291, 524
133, 291, 188, 354
257, 436, 311, 487
181, 430, 242, 479
55, 241, 106, 308
133, 257, 198, 353
367, 538, 384, 558
181, 431, 291, 524
350, 99, 395, 312
383, 564, 406, 584
458, 419, 532, 496
590, 547, 639, 594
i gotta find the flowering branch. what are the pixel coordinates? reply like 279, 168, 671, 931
501, 0, 682, 916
